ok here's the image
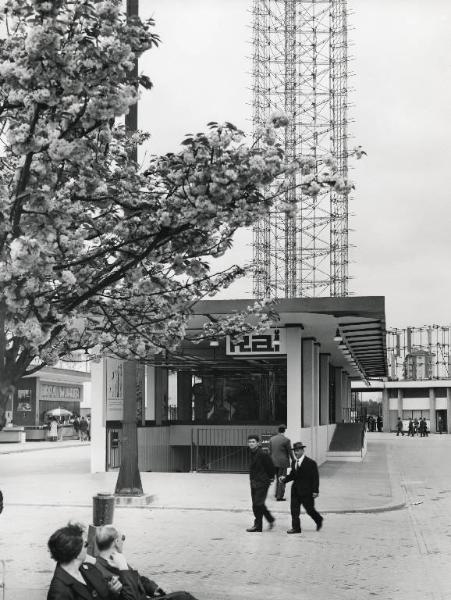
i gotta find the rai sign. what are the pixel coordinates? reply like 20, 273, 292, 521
226, 329, 286, 355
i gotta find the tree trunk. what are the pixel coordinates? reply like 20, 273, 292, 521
0, 389, 9, 430
0, 303, 12, 430
114, 360, 143, 495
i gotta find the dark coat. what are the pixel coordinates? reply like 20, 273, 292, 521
269, 433, 292, 468
249, 448, 275, 488
284, 455, 319, 496
95, 556, 159, 599
95, 557, 198, 600
47, 562, 140, 600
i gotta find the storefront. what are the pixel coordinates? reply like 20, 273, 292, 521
91, 296, 387, 473
8, 366, 90, 428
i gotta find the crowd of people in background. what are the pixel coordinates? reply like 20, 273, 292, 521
396, 416, 430, 437
46, 415, 90, 442
72, 416, 90, 441
366, 415, 383, 432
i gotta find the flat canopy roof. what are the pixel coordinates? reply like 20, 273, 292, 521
174, 296, 388, 380
23, 366, 91, 385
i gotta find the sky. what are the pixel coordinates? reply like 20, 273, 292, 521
136, 0, 451, 329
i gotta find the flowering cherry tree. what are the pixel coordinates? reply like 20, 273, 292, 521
0, 0, 352, 425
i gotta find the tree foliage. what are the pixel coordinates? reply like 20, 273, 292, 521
0, 0, 350, 414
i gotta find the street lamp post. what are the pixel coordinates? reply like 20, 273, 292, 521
125, 0, 138, 163
114, 0, 146, 499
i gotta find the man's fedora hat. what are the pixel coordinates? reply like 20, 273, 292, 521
293, 442, 306, 449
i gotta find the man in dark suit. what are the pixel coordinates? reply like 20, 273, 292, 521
280, 441, 323, 534
246, 434, 276, 532
269, 424, 295, 501
94, 525, 198, 599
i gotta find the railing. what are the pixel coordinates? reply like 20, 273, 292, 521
191, 427, 276, 473
106, 424, 278, 473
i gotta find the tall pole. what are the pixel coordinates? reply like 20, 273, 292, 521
125, 0, 138, 163
115, 0, 143, 496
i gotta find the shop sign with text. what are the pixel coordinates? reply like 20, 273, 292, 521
226, 329, 286, 355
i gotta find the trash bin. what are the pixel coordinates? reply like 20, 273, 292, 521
92, 493, 115, 526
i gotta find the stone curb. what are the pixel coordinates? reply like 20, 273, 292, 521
6, 499, 406, 514
0, 442, 89, 454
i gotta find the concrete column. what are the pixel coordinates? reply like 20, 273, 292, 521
341, 372, 349, 422
302, 339, 315, 428
154, 367, 168, 425
346, 375, 352, 420
447, 388, 451, 434
334, 367, 343, 423
286, 326, 303, 443
397, 388, 403, 417
144, 365, 156, 421
90, 359, 107, 473
382, 388, 389, 431
177, 372, 193, 422
313, 344, 320, 426
319, 354, 330, 425
429, 388, 436, 433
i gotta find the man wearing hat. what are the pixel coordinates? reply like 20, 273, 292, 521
269, 424, 295, 501
279, 441, 323, 534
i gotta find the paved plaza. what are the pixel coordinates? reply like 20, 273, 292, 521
1, 434, 451, 599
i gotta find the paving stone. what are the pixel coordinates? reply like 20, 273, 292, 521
0, 433, 450, 599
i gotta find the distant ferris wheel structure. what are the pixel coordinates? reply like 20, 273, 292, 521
251, 0, 350, 298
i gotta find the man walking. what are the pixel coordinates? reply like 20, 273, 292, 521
280, 441, 323, 534
246, 434, 275, 532
79, 416, 88, 441
396, 416, 404, 436
269, 424, 295, 501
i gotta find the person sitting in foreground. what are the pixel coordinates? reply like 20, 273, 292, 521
47, 522, 138, 600
95, 525, 198, 600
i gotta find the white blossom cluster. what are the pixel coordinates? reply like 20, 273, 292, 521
0, 1, 361, 401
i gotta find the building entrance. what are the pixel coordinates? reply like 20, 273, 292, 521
436, 410, 447, 434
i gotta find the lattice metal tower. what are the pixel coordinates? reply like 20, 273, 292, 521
252, 0, 349, 298
387, 326, 451, 380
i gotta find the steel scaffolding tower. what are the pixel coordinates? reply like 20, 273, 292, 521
252, 0, 349, 298
386, 326, 451, 380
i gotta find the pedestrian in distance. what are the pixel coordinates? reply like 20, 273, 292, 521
279, 441, 323, 534
79, 416, 88, 441
377, 415, 383, 432
246, 434, 276, 532
57, 418, 64, 441
413, 417, 419, 436
48, 417, 58, 442
419, 417, 427, 437
396, 417, 404, 436
73, 416, 80, 440
408, 419, 414, 437
95, 525, 198, 600
438, 416, 444, 434
269, 424, 295, 501
47, 522, 137, 600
